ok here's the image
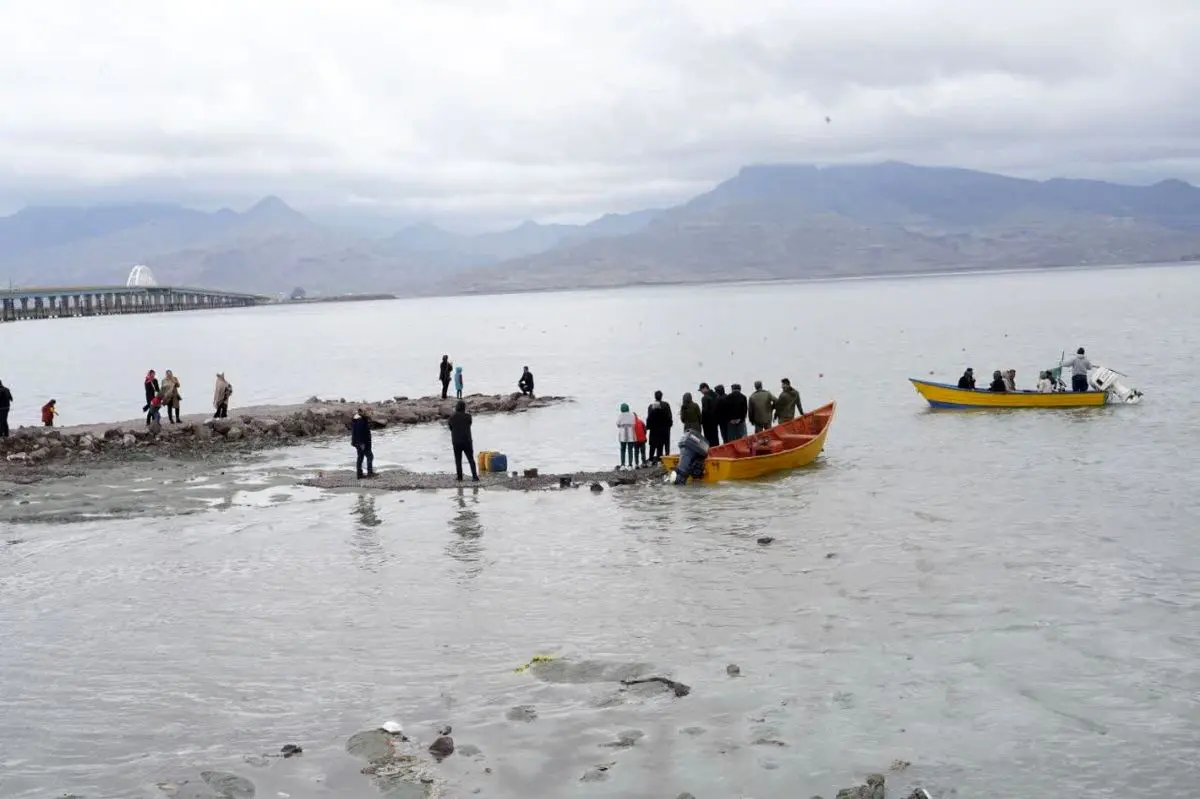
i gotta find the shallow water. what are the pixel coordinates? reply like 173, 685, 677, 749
3, 265, 1200, 798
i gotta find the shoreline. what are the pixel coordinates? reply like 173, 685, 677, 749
304, 464, 667, 492
0, 393, 566, 484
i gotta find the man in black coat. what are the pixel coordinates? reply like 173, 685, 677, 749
698, 382, 719, 446
447, 400, 479, 481
518, 366, 535, 397
724, 383, 749, 441
439, 355, 452, 399
645, 390, 674, 463
351, 407, 375, 479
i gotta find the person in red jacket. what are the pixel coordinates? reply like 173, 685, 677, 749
41, 399, 58, 427
632, 412, 647, 468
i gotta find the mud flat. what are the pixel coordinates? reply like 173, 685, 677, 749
0, 393, 565, 484
303, 464, 668, 492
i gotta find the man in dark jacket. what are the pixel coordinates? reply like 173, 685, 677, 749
0, 379, 11, 438
698, 383, 720, 446
957, 368, 976, 389
447, 400, 479, 481
518, 366, 535, 397
645, 390, 673, 463
439, 356, 452, 399
775, 378, 804, 422
714, 384, 730, 443
351, 408, 375, 479
724, 384, 749, 441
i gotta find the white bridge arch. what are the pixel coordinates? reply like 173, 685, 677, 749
126, 264, 158, 287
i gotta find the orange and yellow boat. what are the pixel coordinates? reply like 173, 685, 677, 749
660, 401, 835, 483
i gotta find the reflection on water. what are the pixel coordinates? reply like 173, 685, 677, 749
447, 488, 485, 580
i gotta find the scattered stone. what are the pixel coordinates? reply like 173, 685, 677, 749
677, 794, 696, 799
757, 536, 774, 545
726, 663, 741, 677
903, 790, 933, 799
29, 447, 50, 462
5, 452, 27, 463
580, 763, 615, 782
121, 434, 136, 448
590, 482, 604, 492
600, 729, 644, 748
752, 737, 788, 747
620, 676, 691, 697
280, 744, 302, 758
226, 426, 244, 441
826, 552, 837, 559
523, 468, 538, 478
505, 705, 538, 723
836, 773, 886, 799
199, 771, 256, 798
379, 720, 404, 736
679, 726, 706, 737
428, 735, 455, 761
437, 725, 452, 736
890, 759, 911, 772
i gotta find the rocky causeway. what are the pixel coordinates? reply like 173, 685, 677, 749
0, 392, 565, 484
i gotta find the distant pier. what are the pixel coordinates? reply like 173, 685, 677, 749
0, 284, 269, 322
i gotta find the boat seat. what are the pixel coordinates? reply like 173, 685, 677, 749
778, 433, 817, 446
731, 441, 753, 457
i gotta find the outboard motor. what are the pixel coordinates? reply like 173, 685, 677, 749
674, 431, 710, 485
1089, 365, 1143, 404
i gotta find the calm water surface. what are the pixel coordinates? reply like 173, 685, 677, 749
2, 266, 1200, 798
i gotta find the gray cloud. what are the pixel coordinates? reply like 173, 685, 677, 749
0, 0, 1197, 224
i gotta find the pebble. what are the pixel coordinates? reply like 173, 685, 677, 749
757, 536, 775, 545
428, 735, 455, 760
727, 663, 741, 677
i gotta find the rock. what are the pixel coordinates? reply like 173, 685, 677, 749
826, 552, 837, 559
757, 536, 774, 545
206, 418, 233, 435
580, 763, 614, 782
305, 396, 321, 404
678, 726, 706, 737
590, 482, 604, 492
835, 774, 886, 799
104, 428, 124, 441
280, 744, 302, 758
620, 676, 691, 697
600, 729, 644, 748
752, 737, 787, 747
122, 434, 136, 448
505, 705, 538, 723
436, 725, 452, 736
677, 794, 696, 799
29, 447, 50, 462
198, 771, 256, 798
193, 424, 213, 441
428, 735, 454, 760
227, 426, 244, 441
523, 468, 538, 478
5, 452, 26, 463
379, 720, 404, 735
726, 663, 741, 677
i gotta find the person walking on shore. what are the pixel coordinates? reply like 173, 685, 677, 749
0, 380, 12, 438
161, 370, 182, 423
453, 365, 464, 399
439, 355, 453, 399
213, 373, 232, 418
518, 366, 535, 397
41, 399, 58, 427
447, 400, 479, 482
351, 407, 376, 479
143, 368, 159, 413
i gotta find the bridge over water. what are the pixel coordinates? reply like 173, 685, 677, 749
1, 266, 269, 322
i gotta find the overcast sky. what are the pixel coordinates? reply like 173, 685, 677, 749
0, 0, 1197, 225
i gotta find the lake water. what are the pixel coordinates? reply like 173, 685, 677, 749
2, 265, 1200, 798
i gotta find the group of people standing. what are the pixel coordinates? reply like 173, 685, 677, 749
141, 370, 233, 427
616, 378, 804, 467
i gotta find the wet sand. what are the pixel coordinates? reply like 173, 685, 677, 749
303, 464, 668, 492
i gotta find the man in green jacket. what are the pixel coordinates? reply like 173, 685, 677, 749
774, 378, 803, 422
748, 381, 777, 432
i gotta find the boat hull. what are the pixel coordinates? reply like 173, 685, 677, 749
661, 401, 835, 483
909, 379, 1107, 409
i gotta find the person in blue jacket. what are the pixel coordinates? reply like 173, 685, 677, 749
351, 407, 375, 479
453, 365, 464, 399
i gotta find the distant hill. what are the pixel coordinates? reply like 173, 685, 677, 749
3, 162, 1199, 296
436, 162, 1200, 294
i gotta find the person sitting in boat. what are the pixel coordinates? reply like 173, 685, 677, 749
1037, 371, 1054, 393
988, 370, 1007, 392
1062, 347, 1093, 392
957, 368, 976, 389
1003, 369, 1017, 392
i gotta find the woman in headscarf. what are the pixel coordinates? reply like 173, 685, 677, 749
679, 392, 702, 434
213, 373, 232, 419
160, 369, 182, 423
616, 403, 636, 468
143, 369, 160, 424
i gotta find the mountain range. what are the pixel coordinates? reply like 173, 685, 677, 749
3, 162, 1199, 297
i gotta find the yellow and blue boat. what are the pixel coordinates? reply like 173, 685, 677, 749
909, 378, 1106, 410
